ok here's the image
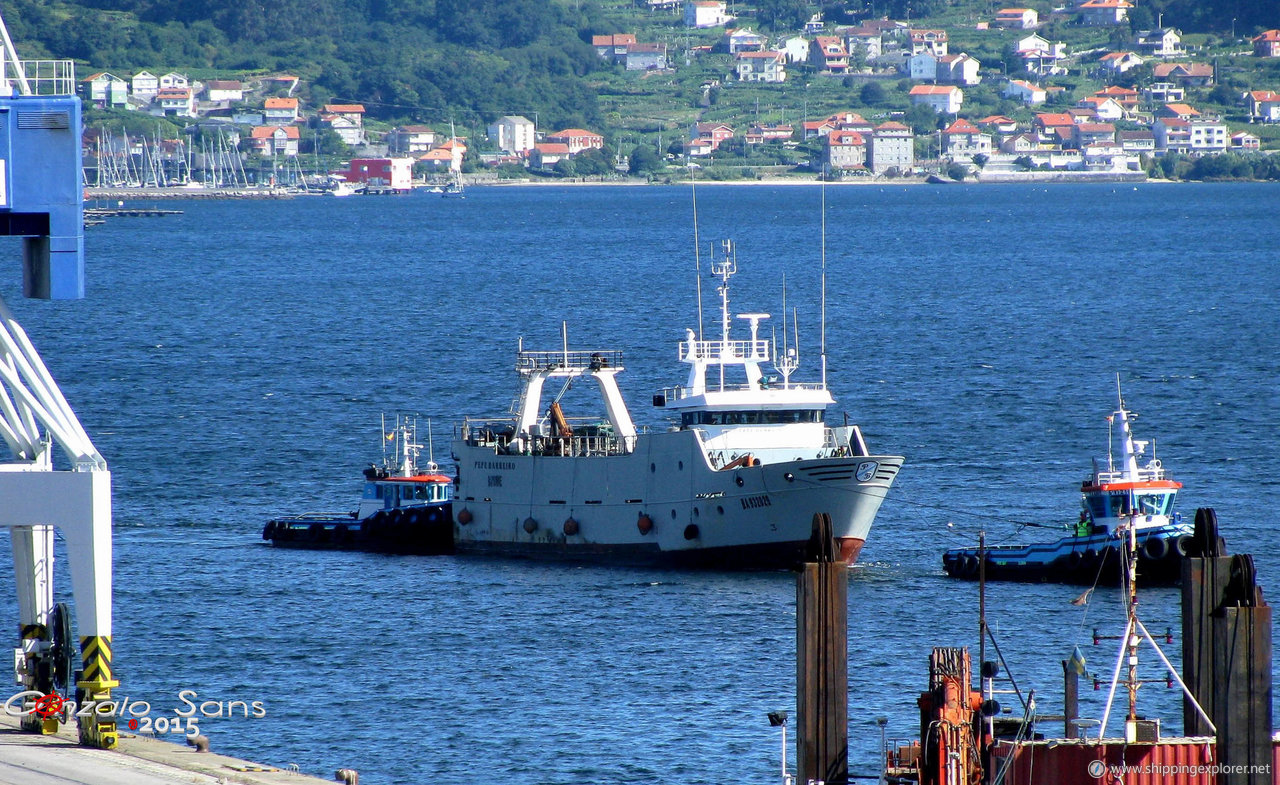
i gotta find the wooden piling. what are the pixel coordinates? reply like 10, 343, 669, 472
797, 512, 849, 785
1180, 508, 1272, 785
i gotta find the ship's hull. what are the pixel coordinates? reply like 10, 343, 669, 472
452, 428, 902, 570
942, 524, 1193, 585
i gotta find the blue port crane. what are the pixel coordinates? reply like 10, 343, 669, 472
0, 12, 117, 749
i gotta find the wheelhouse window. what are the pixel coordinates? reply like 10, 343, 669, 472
681, 409, 823, 427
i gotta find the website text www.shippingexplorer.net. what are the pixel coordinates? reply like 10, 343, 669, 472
1087, 760, 1272, 779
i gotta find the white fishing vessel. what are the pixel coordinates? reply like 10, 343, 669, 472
450, 241, 902, 568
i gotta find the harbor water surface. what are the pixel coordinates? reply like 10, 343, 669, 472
1, 183, 1277, 784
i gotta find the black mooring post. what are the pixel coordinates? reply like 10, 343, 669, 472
797, 512, 849, 785
1180, 508, 1272, 785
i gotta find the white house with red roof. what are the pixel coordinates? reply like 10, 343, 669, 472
868, 122, 914, 174
802, 119, 837, 140
909, 84, 963, 114
809, 36, 850, 72
1253, 30, 1280, 58
909, 29, 948, 56
1099, 51, 1144, 74
1247, 91, 1280, 123
941, 119, 991, 162
1078, 0, 1131, 26
994, 8, 1038, 28
530, 143, 572, 168
685, 1, 732, 28
592, 33, 637, 60
153, 88, 195, 117
547, 129, 605, 154
736, 50, 786, 82
1076, 96, 1124, 121
263, 97, 299, 125
1003, 79, 1045, 105
744, 124, 794, 144
825, 130, 867, 170
1231, 131, 1261, 150
1151, 118, 1191, 153
250, 126, 301, 156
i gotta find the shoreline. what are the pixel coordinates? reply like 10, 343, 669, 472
82, 174, 1224, 200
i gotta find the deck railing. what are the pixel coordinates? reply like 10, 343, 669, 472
680, 338, 769, 363
4, 60, 76, 96
516, 349, 624, 374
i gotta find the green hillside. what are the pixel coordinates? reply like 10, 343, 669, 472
5, 0, 1279, 155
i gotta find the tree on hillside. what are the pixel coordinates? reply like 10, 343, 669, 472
755, 0, 812, 32
860, 81, 887, 106
904, 102, 939, 134
628, 144, 664, 176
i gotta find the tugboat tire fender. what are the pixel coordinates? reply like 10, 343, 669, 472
1141, 537, 1169, 561
262, 521, 276, 540
335, 523, 349, 542
1173, 535, 1192, 557
961, 554, 979, 576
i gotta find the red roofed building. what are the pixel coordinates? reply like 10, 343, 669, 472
249, 125, 301, 156
1078, 0, 1132, 26
1253, 30, 1280, 58
530, 143, 572, 168
690, 122, 734, 151
592, 33, 637, 59
994, 8, 1038, 29
546, 129, 605, 155
1247, 90, 1280, 122
941, 118, 991, 162
908, 84, 963, 114
825, 130, 866, 170
809, 36, 850, 72
869, 122, 914, 174
263, 97, 299, 125
1099, 51, 1144, 74
1152, 62, 1214, 86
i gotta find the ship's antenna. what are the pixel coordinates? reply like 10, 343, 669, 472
691, 161, 705, 340
561, 320, 569, 368
820, 166, 828, 389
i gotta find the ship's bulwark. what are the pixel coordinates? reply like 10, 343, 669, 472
452, 429, 902, 570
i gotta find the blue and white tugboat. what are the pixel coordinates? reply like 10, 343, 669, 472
943, 384, 1192, 584
263, 417, 454, 553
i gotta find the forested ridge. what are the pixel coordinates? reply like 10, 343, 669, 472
4, 0, 1278, 134
5, 0, 612, 129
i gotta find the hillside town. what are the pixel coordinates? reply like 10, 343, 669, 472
75, 0, 1280, 186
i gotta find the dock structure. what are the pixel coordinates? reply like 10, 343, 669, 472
796, 513, 849, 785
0, 713, 337, 785
1181, 508, 1273, 784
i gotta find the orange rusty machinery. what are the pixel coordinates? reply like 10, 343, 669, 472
916, 647, 985, 785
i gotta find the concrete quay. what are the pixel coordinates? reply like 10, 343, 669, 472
0, 714, 336, 785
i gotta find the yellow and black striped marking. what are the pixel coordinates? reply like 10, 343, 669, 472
78, 636, 119, 690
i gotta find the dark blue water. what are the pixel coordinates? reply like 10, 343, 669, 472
1, 183, 1277, 784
